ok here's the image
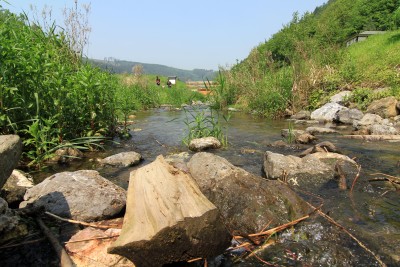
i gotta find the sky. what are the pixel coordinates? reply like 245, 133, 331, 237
5, 1, 327, 70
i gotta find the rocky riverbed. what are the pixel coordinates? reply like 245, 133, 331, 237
1, 91, 399, 266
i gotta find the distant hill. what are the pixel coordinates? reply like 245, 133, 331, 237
87, 58, 217, 81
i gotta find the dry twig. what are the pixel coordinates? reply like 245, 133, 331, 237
64, 234, 120, 244
45, 212, 122, 229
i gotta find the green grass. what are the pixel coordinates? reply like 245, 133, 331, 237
344, 30, 400, 88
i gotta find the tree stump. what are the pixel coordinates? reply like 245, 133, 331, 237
108, 155, 230, 267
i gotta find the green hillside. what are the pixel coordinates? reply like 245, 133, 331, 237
88, 58, 217, 82
218, 0, 400, 117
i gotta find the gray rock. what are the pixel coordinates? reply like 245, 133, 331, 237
20, 170, 126, 222
263, 151, 335, 189
330, 91, 352, 104
188, 136, 222, 151
311, 103, 346, 122
353, 113, 383, 129
187, 152, 310, 234
100, 151, 142, 167
366, 96, 398, 118
369, 124, 399, 135
291, 110, 311, 120
0, 135, 22, 189
336, 108, 364, 124
1, 170, 34, 207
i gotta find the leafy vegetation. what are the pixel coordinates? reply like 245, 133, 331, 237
0, 4, 204, 167
219, 0, 400, 117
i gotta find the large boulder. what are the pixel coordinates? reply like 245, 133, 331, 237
311, 103, 346, 122
0, 135, 22, 189
100, 151, 142, 167
366, 96, 398, 118
263, 151, 335, 188
108, 155, 230, 267
187, 152, 310, 234
1, 170, 34, 207
20, 170, 126, 222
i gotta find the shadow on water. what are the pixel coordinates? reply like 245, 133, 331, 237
31, 107, 400, 266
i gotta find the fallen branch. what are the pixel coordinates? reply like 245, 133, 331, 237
45, 211, 122, 229
36, 217, 74, 267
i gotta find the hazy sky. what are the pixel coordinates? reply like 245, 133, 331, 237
6, 1, 327, 70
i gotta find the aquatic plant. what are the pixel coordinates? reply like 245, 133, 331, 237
182, 107, 230, 147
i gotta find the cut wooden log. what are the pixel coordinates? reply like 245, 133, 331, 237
108, 155, 230, 267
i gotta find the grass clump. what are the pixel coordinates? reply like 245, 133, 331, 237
183, 107, 230, 147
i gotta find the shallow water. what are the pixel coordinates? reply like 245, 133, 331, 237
32, 106, 400, 266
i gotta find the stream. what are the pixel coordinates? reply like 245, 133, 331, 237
32, 106, 400, 266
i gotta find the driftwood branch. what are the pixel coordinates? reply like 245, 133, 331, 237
35, 217, 74, 267
369, 173, 400, 184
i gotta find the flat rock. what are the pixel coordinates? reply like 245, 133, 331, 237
20, 170, 126, 222
65, 220, 134, 267
343, 135, 400, 141
100, 152, 142, 167
188, 136, 222, 151
306, 127, 338, 135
